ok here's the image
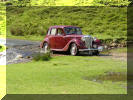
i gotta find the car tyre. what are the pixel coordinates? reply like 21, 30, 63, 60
41, 42, 50, 54
93, 50, 99, 56
70, 43, 78, 56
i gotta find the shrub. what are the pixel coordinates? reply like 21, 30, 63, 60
10, 25, 24, 36
33, 52, 51, 61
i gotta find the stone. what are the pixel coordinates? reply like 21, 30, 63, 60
111, 43, 117, 47
16, 54, 23, 58
26, 56, 31, 59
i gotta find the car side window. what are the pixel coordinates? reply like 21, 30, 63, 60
57, 28, 63, 35
51, 28, 57, 35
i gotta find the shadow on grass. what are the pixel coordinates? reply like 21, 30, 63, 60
51, 51, 112, 57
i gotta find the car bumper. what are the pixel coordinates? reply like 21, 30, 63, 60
79, 46, 103, 52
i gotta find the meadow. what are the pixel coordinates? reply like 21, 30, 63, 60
7, 55, 127, 94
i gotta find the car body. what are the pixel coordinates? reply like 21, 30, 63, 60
40, 25, 103, 55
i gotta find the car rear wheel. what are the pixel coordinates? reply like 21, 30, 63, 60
93, 50, 99, 56
41, 42, 50, 53
70, 43, 78, 56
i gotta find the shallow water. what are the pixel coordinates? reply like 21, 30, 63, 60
83, 72, 127, 82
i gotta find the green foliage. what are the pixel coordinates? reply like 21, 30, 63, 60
127, 7, 133, 38
33, 52, 51, 61
0, 3, 6, 36
7, 6, 127, 39
5, 0, 31, 6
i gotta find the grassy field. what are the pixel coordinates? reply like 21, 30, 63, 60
7, 56, 127, 94
0, 3, 6, 38
6, 6, 127, 41
110, 47, 127, 53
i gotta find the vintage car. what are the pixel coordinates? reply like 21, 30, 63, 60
40, 25, 103, 56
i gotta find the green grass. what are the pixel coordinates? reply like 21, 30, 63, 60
110, 47, 127, 53
7, 34, 44, 41
7, 56, 127, 94
0, 3, 6, 38
7, 6, 127, 40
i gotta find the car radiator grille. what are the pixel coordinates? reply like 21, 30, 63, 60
84, 37, 93, 49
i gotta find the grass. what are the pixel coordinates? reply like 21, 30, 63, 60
110, 47, 127, 53
7, 34, 44, 41
0, 3, 6, 38
7, 56, 127, 94
6, 6, 127, 41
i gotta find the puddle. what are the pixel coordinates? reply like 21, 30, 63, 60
83, 72, 127, 82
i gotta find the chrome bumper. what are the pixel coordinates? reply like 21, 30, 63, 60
79, 46, 103, 52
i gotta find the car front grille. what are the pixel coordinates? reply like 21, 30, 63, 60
84, 36, 93, 49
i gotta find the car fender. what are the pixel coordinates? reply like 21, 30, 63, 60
40, 38, 49, 48
63, 38, 81, 51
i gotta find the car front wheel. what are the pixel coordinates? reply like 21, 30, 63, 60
70, 43, 78, 56
41, 42, 50, 53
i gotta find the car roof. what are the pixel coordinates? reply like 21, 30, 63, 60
50, 25, 79, 29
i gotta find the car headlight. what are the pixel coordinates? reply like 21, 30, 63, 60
81, 37, 85, 41
93, 44, 97, 48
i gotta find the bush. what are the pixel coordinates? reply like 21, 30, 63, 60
33, 53, 51, 61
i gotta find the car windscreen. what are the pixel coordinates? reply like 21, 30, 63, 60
64, 27, 82, 35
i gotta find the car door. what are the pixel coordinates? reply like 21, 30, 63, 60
55, 28, 66, 49
49, 28, 57, 49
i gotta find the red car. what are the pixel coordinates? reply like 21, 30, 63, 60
40, 25, 103, 56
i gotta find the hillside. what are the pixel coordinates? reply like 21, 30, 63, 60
7, 6, 127, 40
0, 2, 6, 38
